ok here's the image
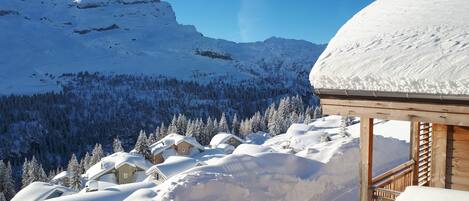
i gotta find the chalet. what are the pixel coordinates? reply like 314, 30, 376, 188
84, 152, 152, 186
310, 0, 469, 201
146, 156, 205, 184
149, 133, 204, 164
210, 133, 245, 148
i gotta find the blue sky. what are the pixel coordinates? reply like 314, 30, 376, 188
166, 0, 374, 44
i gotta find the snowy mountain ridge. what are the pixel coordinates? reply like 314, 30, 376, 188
0, 0, 325, 95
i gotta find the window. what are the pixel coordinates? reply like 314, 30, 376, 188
123, 172, 129, 179
45, 190, 64, 200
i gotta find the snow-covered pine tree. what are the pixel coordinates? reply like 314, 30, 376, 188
3, 162, 16, 200
79, 158, 85, 174
0, 192, 6, 201
21, 158, 30, 188
304, 106, 313, 124
0, 160, 5, 187
313, 106, 321, 119
159, 122, 167, 138
204, 117, 214, 145
231, 114, 240, 136
113, 137, 124, 153
176, 114, 188, 134
48, 169, 57, 182
168, 115, 178, 134
218, 113, 229, 133
147, 132, 157, 145
339, 116, 350, 137
39, 165, 48, 182
90, 144, 104, 166
27, 156, 47, 184
212, 118, 219, 136
268, 111, 283, 136
82, 152, 91, 171
67, 154, 81, 190
134, 131, 150, 160
185, 120, 195, 136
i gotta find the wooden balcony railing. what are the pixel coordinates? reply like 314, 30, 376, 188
372, 160, 415, 201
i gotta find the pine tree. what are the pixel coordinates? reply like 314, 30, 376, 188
168, 115, 178, 134
231, 114, 240, 136
82, 152, 91, 171
67, 154, 81, 190
3, 162, 16, 200
176, 114, 188, 134
21, 158, 30, 188
0, 192, 6, 201
147, 132, 157, 145
159, 122, 167, 138
113, 137, 124, 153
91, 144, 104, 166
0, 160, 5, 189
134, 130, 150, 159
339, 116, 350, 137
218, 113, 229, 133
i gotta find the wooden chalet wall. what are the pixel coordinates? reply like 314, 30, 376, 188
448, 126, 469, 190
431, 125, 469, 191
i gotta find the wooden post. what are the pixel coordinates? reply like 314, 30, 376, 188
360, 117, 374, 201
430, 124, 449, 188
410, 121, 420, 185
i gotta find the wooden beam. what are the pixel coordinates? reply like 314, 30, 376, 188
321, 99, 469, 126
430, 124, 450, 188
360, 117, 374, 201
321, 99, 469, 114
410, 121, 420, 185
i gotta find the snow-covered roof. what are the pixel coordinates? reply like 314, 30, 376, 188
48, 182, 156, 201
11, 182, 76, 201
310, 0, 469, 97
150, 133, 204, 155
52, 171, 68, 181
232, 144, 275, 156
396, 186, 469, 201
146, 156, 204, 180
209, 133, 244, 146
85, 152, 152, 181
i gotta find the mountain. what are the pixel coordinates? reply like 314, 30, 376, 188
0, 0, 325, 95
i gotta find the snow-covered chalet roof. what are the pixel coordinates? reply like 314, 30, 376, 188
146, 156, 204, 180
85, 152, 152, 181
310, 0, 469, 97
209, 133, 244, 147
150, 133, 204, 155
11, 182, 76, 201
48, 182, 156, 201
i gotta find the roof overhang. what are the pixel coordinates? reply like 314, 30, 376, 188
317, 94, 469, 126
315, 89, 469, 105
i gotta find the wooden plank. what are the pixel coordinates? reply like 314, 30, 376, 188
449, 183, 469, 191
430, 124, 449, 188
452, 158, 469, 168
360, 117, 374, 201
451, 168, 469, 178
322, 104, 469, 127
321, 99, 469, 115
453, 126, 469, 135
452, 141, 469, 151
450, 176, 469, 187
410, 121, 420, 187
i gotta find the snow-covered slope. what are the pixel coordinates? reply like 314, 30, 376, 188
0, 0, 324, 95
310, 0, 469, 95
